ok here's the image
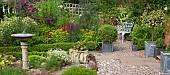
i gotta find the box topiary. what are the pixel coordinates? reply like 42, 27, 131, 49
61, 66, 97, 75
98, 24, 118, 42
28, 55, 45, 68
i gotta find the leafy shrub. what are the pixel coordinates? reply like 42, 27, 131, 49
0, 16, 37, 46
131, 24, 164, 49
67, 33, 80, 42
36, 0, 63, 26
28, 36, 56, 45
73, 41, 99, 51
50, 29, 69, 43
0, 54, 16, 66
98, 24, 118, 42
137, 39, 145, 50
73, 42, 88, 51
132, 37, 138, 45
156, 38, 165, 48
37, 24, 51, 36
62, 66, 97, 75
28, 55, 45, 68
0, 66, 26, 75
80, 30, 95, 42
43, 58, 61, 71
154, 26, 165, 39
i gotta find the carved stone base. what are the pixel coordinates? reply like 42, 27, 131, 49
69, 49, 88, 64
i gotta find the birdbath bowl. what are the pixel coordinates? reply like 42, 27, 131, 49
11, 34, 35, 41
11, 33, 35, 69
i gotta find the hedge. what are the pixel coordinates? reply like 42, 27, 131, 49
6, 52, 47, 59
0, 42, 100, 53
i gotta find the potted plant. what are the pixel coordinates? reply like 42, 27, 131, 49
132, 37, 138, 51
69, 42, 89, 64
141, 10, 165, 57
98, 24, 118, 52
154, 38, 165, 58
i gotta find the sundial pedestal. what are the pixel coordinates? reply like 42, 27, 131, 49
11, 33, 35, 69
20, 41, 28, 69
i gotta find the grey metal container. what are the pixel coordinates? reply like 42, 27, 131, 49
154, 48, 164, 58
102, 42, 113, 52
160, 51, 170, 74
132, 45, 138, 51
144, 41, 156, 57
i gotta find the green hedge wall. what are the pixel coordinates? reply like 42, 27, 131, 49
0, 42, 100, 53
6, 52, 47, 59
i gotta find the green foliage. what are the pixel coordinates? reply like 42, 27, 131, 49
35, 0, 64, 26
43, 58, 61, 71
28, 36, 48, 46
73, 42, 88, 51
62, 66, 97, 75
166, 44, 170, 51
67, 32, 81, 42
84, 41, 99, 50
141, 10, 165, 41
37, 24, 51, 36
0, 46, 21, 52
154, 26, 165, 39
132, 37, 138, 45
137, 39, 145, 50
0, 16, 37, 46
0, 43, 75, 52
0, 42, 100, 55
131, 24, 164, 49
98, 25, 118, 42
141, 10, 165, 27
156, 38, 165, 48
50, 29, 69, 43
28, 55, 45, 68
6, 52, 47, 59
0, 54, 16, 66
0, 66, 26, 75
73, 41, 99, 51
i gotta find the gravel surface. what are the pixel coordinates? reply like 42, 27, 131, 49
94, 39, 160, 75
29, 38, 161, 75
97, 59, 160, 75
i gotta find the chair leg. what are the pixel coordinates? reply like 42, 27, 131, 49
122, 33, 124, 43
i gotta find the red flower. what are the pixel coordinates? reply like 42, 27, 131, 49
98, 20, 101, 22
47, 34, 50, 38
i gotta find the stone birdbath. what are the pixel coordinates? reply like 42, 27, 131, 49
11, 30, 35, 69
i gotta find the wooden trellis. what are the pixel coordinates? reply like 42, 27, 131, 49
63, 3, 84, 16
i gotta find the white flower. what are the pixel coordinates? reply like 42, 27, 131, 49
164, 7, 168, 10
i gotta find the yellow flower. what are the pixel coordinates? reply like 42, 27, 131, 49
80, 29, 84, 32
88, 30, 94, 35
0, 60, 5, 66
164, 7, 168, 10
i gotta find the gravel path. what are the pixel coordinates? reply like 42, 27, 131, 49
94, 39, 161, 75
97, 59, 160, 75
30, 37, 161, 75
